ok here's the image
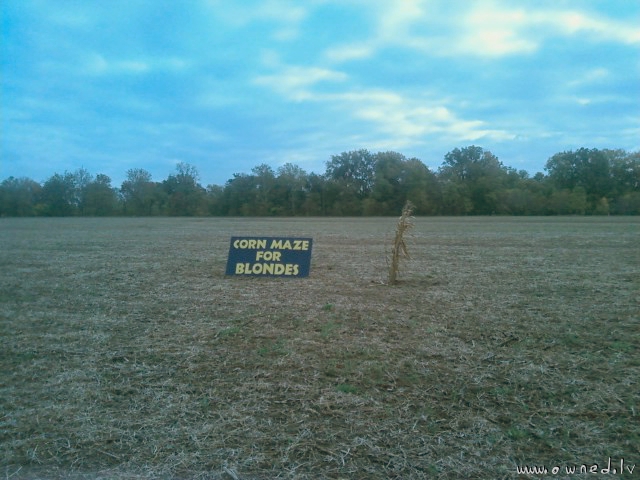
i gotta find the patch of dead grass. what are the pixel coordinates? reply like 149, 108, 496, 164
1, 217, 638, 479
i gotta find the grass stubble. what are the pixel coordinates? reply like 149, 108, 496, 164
0, 217, 638, 479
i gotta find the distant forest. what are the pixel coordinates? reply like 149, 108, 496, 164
2, 146, 639, 216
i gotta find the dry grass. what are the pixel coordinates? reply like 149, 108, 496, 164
1, 217, 638, 479
388, 201, 414, 285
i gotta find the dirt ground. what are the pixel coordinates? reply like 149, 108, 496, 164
1, 217, 638, 479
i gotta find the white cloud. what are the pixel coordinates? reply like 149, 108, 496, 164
324, 44, 375, 62
204, 0, 307, 39
323, 1, 640, 61
253, 66, 348, 101
83, 54, 151, 75
548, 10, 640, 44
82, 53, 191, 76
457, 29, 537, 57
258, 0, 307, 23
254, 60, 515, 146
376, 0, 426, 41
567, 68, 610, 87
458, 5, 538, 56
345, 95, 515, 143
456, 4, 640, 56
322, 0, 430, 63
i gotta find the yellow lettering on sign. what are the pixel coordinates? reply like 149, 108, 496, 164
293, 240, 309, 250
233, 239, 267, 249
268, 239, 310, 250
255, 250, 282, 261
270, 239, 285, 249
283, 264, 299, 275
235, 262, 300, 275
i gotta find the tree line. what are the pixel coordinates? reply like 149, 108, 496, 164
1, 146, 639, 217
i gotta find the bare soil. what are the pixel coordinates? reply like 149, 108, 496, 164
1, 217, 638, 479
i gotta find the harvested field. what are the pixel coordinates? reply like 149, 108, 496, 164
1, 217, 638, 479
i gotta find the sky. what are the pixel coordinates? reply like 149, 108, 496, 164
2, 0, 639, 187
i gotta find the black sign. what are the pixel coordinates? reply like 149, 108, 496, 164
225, 237, 313, 277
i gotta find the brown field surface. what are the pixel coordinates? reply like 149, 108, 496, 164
1, 217, 639, 479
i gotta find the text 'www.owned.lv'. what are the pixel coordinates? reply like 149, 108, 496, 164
517, 458, 635, 476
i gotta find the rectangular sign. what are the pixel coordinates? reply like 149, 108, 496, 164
225, 237, 313, 277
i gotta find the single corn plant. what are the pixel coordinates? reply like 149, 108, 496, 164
388, 201, 415, 285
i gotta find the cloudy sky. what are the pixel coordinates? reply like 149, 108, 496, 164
2, 0, 639, 187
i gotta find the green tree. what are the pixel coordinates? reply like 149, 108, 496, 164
73, 167, 93, 214
367, 152, 440, 215
608, 150, 640, 214
120, 169, 162, 215
545, 148, 613, 213
613, 192, 640, 215
325, 149, 375, 198
368, 151, 406, 215
275, 163, 308, 216
438, 146, 509, 214
221, 173, 258, 216
440, 181, 473, 215
251, 164, 276, 215
0, 177, 41, 216
302, 173, 326, 215
205, 184, 225, 215
608, 150, 640, 195
324, 178, 363, 215
83, 174, 118, 216
440, 146, 485, 182
403, 158, 441, 215
39, 172, 77, 216
547, 187, 588, 215
162, 162, 206, 215
323, 150, 376, 215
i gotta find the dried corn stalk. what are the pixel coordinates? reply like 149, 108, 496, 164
388, 201, 414, 285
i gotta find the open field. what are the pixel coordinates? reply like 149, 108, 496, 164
1, 217, 639, 479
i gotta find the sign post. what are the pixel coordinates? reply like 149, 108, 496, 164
225, 237, 313, 277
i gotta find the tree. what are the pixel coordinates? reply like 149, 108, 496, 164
275, 163, 308, 216
0, 177, 41, 216
162, 162, 206, 215
546, 187, 588, 215
438, 146, 509, 214
73, 167, 93, 214
3, 145, 636, 217
440, 146, 483, 181
403, 158, 441, 215
83, 174, 118, 216
221, 173, 258, 216
302, 173, 326, 215
247, 164, 276, 215
613, 192, 640, 215
440, 181, 473, 215
608, 150, 640, 196
324, 178, 363, 215
501, 171, 548, 215
323, 150, 376, 215
205, 184, 225, 215
120, 169, 161, 215
325, 149, 375, 198
369, 151, 407, 215
366, 152, 439, 215
545, 148, 613, 212
39, 172, 77, 216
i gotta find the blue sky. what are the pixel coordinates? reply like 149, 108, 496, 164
2, 0, 639, 187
